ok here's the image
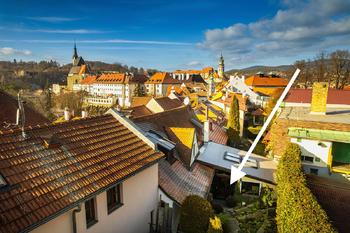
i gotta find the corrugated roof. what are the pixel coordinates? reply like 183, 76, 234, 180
284, 89, 350, 105
0, 114, 163, 232
287, 127, 350, 143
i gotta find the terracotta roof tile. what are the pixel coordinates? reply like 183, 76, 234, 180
245, 75, 288, 87
0, 90, 51, 130
306, 175, 350, 233
78, 65, 90, 74
79, 76, 97, 85
124, 105, 153, 117
159, 160, 214, 204
131, 97, 153, 107
153, 97, 183, 111
145, 72, 182, 84
0, 114, 163, 232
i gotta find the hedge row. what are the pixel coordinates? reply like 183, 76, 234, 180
276, 143, 336, 232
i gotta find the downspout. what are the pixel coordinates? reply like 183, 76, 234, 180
72, 203, 82, 233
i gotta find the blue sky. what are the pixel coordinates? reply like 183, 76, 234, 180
1, 0, 350, 72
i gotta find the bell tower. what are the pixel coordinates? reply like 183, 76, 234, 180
72, 40, 78, 65
218, 53, 224, 78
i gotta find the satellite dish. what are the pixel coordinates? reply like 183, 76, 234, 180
184, 97, 190, 106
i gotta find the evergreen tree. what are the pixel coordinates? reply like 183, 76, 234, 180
227, 95, 240, 142
44, 79, 54, 120
133, 82, 145, 97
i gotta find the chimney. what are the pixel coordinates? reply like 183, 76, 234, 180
186, 73, 190, 80
173, 73, 176, 79
242, 76, 245, 82
226, 91, 229, 97
242, 93, 245, 99
204, 106, 210, 143
82, 111, 88, 118
181, 73, 184, 80
310, 82, 328, 115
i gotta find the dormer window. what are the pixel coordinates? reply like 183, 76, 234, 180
0, 174, 7, 187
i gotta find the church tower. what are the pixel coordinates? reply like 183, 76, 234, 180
72, 40, 78, 65
218, 53, 224, 78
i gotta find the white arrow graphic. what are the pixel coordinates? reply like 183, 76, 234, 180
230, 69, 300, 184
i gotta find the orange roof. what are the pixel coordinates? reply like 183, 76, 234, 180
0, 114, 163, 232
173, 67, 213, 74
165, 86, 188, 96
253, 87, 276, 96
78, 65, 90, 74
96, 73, 126, 83
245, 75, 288, 87
131, 96, 153, 107
124, 105, 153, 117
165, 127, 195, 167
145, 72, 182, 84
79, 75, 97, 85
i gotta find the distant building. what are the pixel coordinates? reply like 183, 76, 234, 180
67, 42, 91, 90
218, 54, 224, 78
145, 72, 182, 97
173, 67, 213, 80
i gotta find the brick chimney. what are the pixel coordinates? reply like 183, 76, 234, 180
310, 82, 329, 115
204, 106, 209, 143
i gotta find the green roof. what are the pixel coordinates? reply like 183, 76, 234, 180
287, 127, 350, 143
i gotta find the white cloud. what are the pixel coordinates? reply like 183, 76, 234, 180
27, 17, 81, 22
186, 61, 201, 66
0, 47, 34, 56
196, 0, 350, 65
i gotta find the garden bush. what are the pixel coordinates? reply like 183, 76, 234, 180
207, 216, 223, 233
276, 143, 336, 232
179, 194, 214, 233
225, 195, 237, 208
216, 213, 229, 233
212, 202, 223, 214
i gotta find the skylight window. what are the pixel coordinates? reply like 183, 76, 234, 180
223, 152, 258, 169
0, 174, 7, 187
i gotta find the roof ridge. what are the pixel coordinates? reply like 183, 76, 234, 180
133, 105, 187, 120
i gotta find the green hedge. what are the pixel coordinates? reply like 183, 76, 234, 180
276, 143, 336, 232
216, 213, 229, 233
179, 195, 214, 233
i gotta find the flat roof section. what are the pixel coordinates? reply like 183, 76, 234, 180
278, 107, 350, 125
197, 142, 278, 184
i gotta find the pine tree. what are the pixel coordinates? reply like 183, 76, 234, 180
133, 82, 145, 97
44, 79, 54, 120
227, 95, 240, 142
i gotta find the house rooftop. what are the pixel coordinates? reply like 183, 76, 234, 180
0, 90, 51, 130
278, 107, 350, 124
197, 142, 278, 184
0, 113, 163, 232
152, 97, 183, 111
306, 174, 350, 233
284, 89, 350, 106
131, 97, 153, 108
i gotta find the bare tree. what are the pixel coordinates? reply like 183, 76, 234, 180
313, 50, 329, 83
330, 49, 350, 89
290, 59, 313, 89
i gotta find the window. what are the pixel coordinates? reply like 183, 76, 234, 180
301, 155, 313, 163
310, 168, 318, 175
241, 181, 261, 196
107, 184, 123, 214
315, 157, 321, 162
85, 198, 97, 228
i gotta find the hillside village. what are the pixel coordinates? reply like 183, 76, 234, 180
1, 45, 350, 233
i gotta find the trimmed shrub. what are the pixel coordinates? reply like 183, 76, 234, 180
179, 195, 214, 233
212, 202, 223, 214
207, 216, 223, 233
225, 195, 237, 208
216, 213, 229, 233
276, 143, 336, 232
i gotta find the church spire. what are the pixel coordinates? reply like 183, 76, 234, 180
73, 39, 78, 60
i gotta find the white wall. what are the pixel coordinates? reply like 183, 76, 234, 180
33, 164, 159, 233
291, 137, 331, 167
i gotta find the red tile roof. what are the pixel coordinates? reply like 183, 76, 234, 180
245, 75, 288, 87
78, 65, 90, 74
306, 175, 350, 233
152, 97, 183, 111
251, 109, 264, 116
159, 160, 214, 204
0, 90, 51, 130
131, 97, 153, 107
79, 76, 97, 85
0, 114, 163, 232
94, 73, 148, 84
209, 122, 228, 145
284, 89, 350, 105
145, 72, 182, 84
124, 105, 153, 117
